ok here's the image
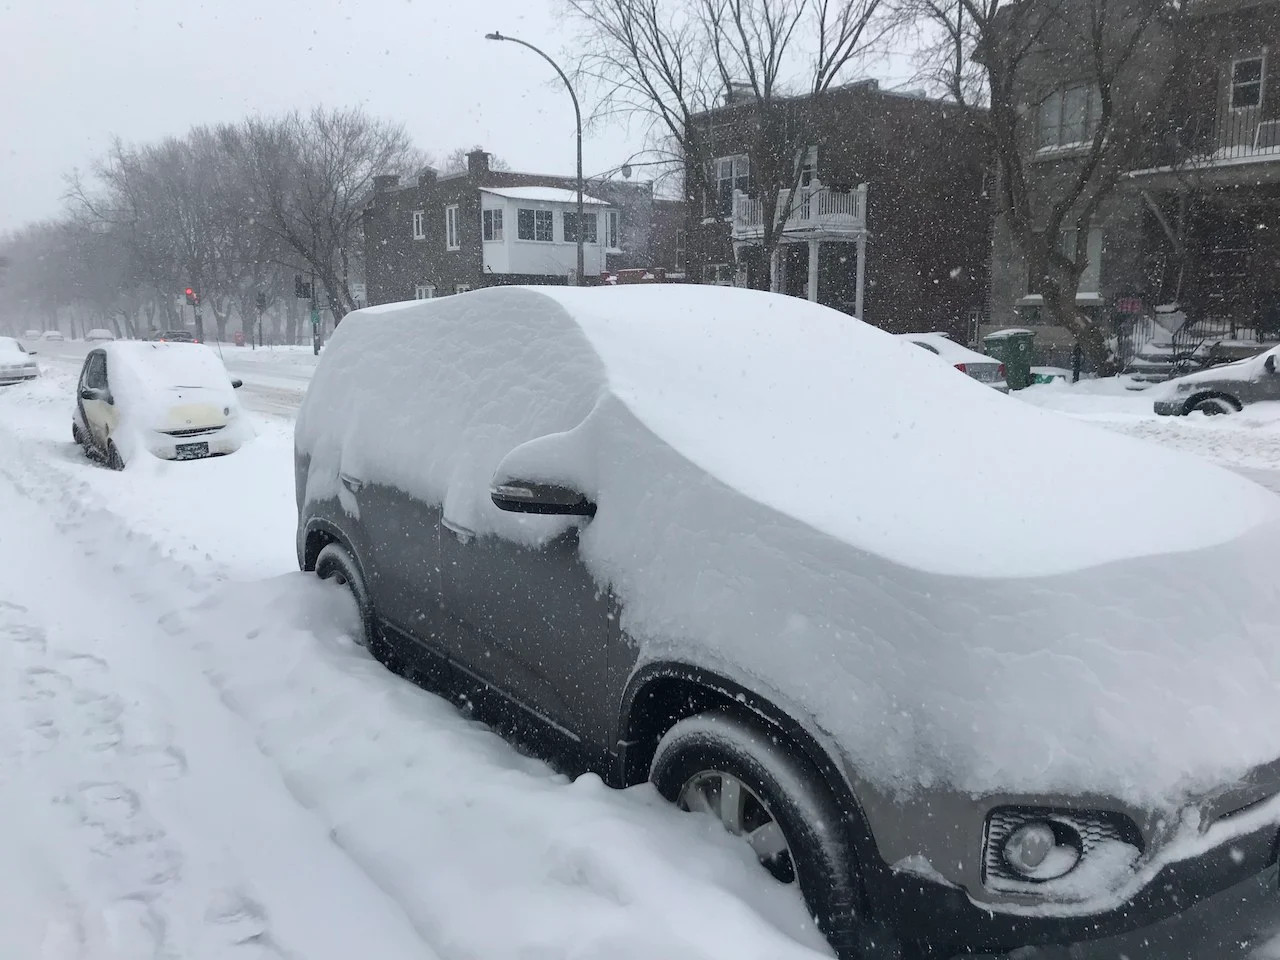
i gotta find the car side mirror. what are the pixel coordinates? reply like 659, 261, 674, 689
79, 386, 112, 404
1266, 355, 1276, 374
231, 378, 243, 389
27, 350, 37, 356
490, 480, 597, 517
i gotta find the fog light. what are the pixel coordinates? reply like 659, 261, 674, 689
1003, 821, 1081, 881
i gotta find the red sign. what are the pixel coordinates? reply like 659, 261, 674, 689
1116, 297, 1144, 315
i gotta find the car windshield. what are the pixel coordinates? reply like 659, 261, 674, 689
3, 4, 1280, 959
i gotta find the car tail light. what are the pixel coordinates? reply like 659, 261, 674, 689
998, 363, 1007, 379
954, 363, 968, 373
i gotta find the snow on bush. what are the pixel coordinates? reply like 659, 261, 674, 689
296, 285, 1280, 808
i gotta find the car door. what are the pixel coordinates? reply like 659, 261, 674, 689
439, 505, 619, 749
343, 478, 448, 653
77, 351, 114, 448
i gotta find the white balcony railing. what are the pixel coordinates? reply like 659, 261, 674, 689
731, 183, 868, 241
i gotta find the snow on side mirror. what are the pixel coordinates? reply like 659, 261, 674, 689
490, 480, 596, 517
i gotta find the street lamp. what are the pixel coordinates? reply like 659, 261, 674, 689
486, 31, 585, 286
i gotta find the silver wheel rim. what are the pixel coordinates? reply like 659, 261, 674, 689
677, 770, 795, 883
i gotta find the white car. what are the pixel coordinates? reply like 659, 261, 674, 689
72, 341, 252, 469
0, 336, 40, 385
898, 331, 1008, 391
23, 329, 41, 339
85, 328, 116, 342
41, 330, 66, 342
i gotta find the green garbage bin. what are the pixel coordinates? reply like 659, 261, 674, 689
982, 328, 1037, 390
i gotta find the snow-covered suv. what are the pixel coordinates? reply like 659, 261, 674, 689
294, 285, 1280, 958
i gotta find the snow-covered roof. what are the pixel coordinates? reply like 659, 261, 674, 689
480, 186, 610, 206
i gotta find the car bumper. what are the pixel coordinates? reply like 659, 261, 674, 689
145, 430, 245, 461
1153, 399, 1185, 416
0, 371, 38, 385
875, 820, 1278, 954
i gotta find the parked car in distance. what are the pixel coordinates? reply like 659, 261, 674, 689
85, 328, 116, 342
0, 336, 39, 385
898, 331, 1008, 391
23, 329, 41, 339
40, 330, 65, 342
295, 285, 1280, 960
152, 330, 197, 344
72, 341, 249, 469
1152, 344, 1280, 416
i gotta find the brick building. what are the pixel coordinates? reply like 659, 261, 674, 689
362, 149, 684, 304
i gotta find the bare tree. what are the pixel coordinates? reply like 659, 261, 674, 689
566, 0, 893, 289
904, 0, 1181, 368
229, 107, 421, 323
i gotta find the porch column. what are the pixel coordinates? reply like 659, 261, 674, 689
807, 239, 820, 302
854, 233, 867, 319
770, 246, 784, 293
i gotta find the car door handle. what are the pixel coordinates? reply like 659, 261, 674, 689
339, 472, 365, 494
442, 517, 475, 544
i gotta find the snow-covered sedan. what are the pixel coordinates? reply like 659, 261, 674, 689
1152, 344, 1280, 416
85, 327, 116, 342
898, 331, 1008, 391
0, 336, 40, 385
40, 330, 65, 342
73, 341, 251, 469
296, 285, 1280, 960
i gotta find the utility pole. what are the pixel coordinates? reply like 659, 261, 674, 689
255, 291, 267, 351
309, 269, 320, 356
486, 31, 585, 285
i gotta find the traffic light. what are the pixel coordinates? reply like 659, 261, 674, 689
294, 274, 312, 299
255, 292, 267, 311
184, 287, 195, 305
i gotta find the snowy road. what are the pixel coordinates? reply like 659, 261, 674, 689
4, 354, 1280, 958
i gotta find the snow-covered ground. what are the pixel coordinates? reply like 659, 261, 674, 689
3, 354, 1280, 958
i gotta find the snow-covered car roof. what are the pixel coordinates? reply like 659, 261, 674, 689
104, 341, 238, 402
897, 331, 995, 366
479, 186, 610, 206
86, 328, 115, 339
0, 336, 27, 355
297, 285, 1280, 803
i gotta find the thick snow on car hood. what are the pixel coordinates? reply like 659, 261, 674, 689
296, 286, 1280, 804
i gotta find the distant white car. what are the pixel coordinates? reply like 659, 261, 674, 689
40, 330, 65, 342
898, 331, 1008, 392
72, 341, 252, 469
0, 336, 40, 385
23, 329, 41, 339
85, 328, 116, 342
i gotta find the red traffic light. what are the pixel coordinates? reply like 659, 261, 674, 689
184, 287, 193, 296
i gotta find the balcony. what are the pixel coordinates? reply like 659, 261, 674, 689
730, 183, 868, 243
1131, 109, 1280, 187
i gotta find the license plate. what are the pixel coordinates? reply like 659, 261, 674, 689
174, 441, 209, 460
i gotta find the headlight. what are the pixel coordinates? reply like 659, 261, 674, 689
1002, 820, 1081, 880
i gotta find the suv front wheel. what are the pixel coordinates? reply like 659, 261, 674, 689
650, 711, 895, 958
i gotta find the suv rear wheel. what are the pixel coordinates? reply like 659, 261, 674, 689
650, 711, 895, 958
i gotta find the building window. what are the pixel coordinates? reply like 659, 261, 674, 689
675, 229, 686, 268
455, 284, 472, 295
709, 155, 749, 217
414, 283, 435, 299
412, 210, 425, 240
1232, 57, 1264, 109
604, 210, 619, 249
517, 208, 554, 242
563, 211, 599, 243
703, 263, 734, 285
482, 208, 503, 242
445, 205, 460, 250
798, 146, 818, 187
1037, 85, 1097, 149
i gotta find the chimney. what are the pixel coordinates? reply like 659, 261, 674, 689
418, 167, 438, 187
373, 174, 400, 193
467, 149, 491, 177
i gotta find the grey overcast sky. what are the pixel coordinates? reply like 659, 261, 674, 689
0, 0, 914, 232
0, 0, 639, 231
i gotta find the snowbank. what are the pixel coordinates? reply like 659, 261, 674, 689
297, 286, 1280, 805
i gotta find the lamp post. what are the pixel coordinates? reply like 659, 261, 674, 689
486, 31, 585, 286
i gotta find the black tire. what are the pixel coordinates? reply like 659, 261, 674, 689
650, 711, 890, 958
314, 541, 399, 669
1187, 394, 1238, 416
72, 422, 83, 446
105, 440, 125, 471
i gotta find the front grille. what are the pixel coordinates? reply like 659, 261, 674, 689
982, 807, 1143, 894
163, 425, 224, 438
